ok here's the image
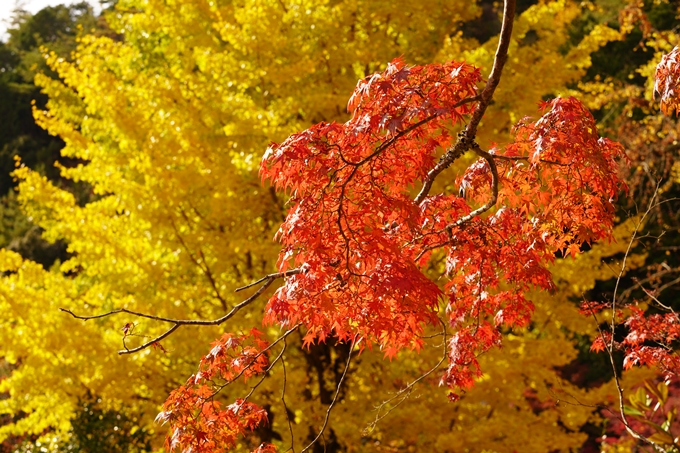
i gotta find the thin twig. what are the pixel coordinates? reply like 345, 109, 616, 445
280, 337, 296, 453
601, 183, 669, 453
365, 317, 448, 434
208, 323, 302, 400
60, 269, 302, 354
300, 336, 356, 453
234, 269, 303, 292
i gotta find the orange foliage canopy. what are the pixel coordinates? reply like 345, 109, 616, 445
262, 59, 625, 395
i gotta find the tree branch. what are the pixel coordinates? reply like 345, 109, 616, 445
597, 184, 671, 453
280, 337, 296, 453
60, 269, 302, 355
365, 317, 448, 434
414, 0, 516, 204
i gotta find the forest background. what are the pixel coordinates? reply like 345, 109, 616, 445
0, 0, 679, 452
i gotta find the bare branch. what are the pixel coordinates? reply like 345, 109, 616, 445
234, 269, 303, 292
301, 336, 356, 453
280, 337, 296, 453
60, 269, 302, 355
121, 324, 180, 354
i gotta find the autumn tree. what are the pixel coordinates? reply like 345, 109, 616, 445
3, 0, 676, 452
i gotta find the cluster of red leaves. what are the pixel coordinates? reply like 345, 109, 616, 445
584, 302, 680, 376
437, 98, 626, 393
158, 57, 630, 448
623, 307, 680, 372
260, 57, 627, 399
654, 46, 680, 115
260, 58, 481, 354
156, 329, 275, 453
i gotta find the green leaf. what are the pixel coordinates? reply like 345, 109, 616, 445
632, 387, 651, 409
623, 405, 645, 416
645, 380, 663, 403
638, 418, 667, 434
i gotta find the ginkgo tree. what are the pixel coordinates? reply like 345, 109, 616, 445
58, 0, 648, 451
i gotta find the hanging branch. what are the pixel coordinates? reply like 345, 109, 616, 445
591, 185, 674, 453
365, 317, 448, 434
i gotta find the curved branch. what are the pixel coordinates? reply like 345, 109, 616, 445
413, 146, 500, 261
60, 268, 302, 355
590, 184, 671, 453
414, 0, 516, 204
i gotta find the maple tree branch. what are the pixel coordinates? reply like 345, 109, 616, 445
414, 0, 515, 204
492, 154, 569, 167
347, 95, 480, 167
60, 269, 302, 355
234, 269, 303, 292
121, 324, 180, 354
413, 145, 500, 261
467, 0, 516, 139
445, 145, 499, 234
209, 323, 302, 398
640, 281, 678, 314
300, 336, 356, 453
240, 339, 288, 403
414, 130, 473, 205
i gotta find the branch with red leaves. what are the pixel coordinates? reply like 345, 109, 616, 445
156, 324, 300, 453
577, 48, 680, 452
413, 0, 515, 204
260, 0, 625, 403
